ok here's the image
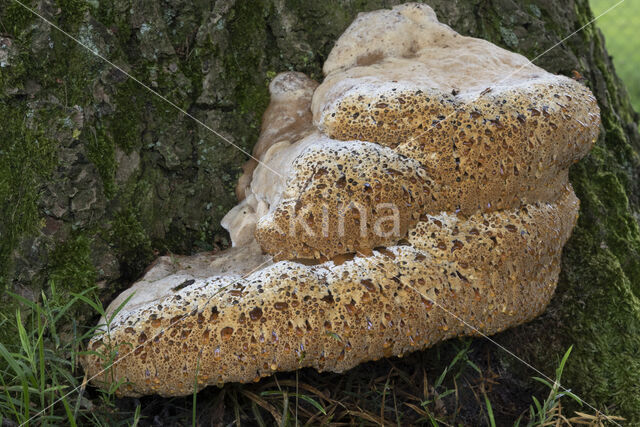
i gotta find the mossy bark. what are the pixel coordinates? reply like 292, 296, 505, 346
1, 0, 638, 421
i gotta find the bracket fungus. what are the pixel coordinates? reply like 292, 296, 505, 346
82, 3, 600, 397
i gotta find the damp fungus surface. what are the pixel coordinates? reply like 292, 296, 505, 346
82, 3, 600, 398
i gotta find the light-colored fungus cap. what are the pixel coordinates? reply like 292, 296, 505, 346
82, 3, 600, 397
255, 134, 435, 259
313, 2, 600, 214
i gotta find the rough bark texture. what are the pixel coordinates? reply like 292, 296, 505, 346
1, 0, 638, 421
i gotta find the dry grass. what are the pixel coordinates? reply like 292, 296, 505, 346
104, 340, 622, 426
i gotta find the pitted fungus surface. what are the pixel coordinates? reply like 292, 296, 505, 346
83, 3, 600, 397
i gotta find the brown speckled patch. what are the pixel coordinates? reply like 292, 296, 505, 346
317, 80, 599, 214
83, 188, 577, 397
256, 140, 436, 259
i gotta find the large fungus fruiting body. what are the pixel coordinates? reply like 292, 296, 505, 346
82, 3, 600, 397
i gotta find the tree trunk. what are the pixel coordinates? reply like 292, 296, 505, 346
1, 0, 638, 422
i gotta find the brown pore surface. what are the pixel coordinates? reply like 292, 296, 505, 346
255, 139, 437, 260
315, 79, 599, 214
83, 186, 577, 397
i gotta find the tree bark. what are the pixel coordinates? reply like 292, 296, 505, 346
1, 0, 638, 422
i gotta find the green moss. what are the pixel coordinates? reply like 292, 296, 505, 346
86, 126, 117, 198
0, 2, 36, 37
109, 79, 146, 153
13, 1, 99, 108
54, 0, 91, 34
559, 83, 640, 420
556, 224, 640, 419
0, 103, 57, 288
225, 1, 272, 122
80, 68, 150, 199
504, 2, 640, 421
2, 2, 97, 104
48, 233, 97, 296
45, 37, 96, 107
94, 1, 132, 48
109, 202, 154, 281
